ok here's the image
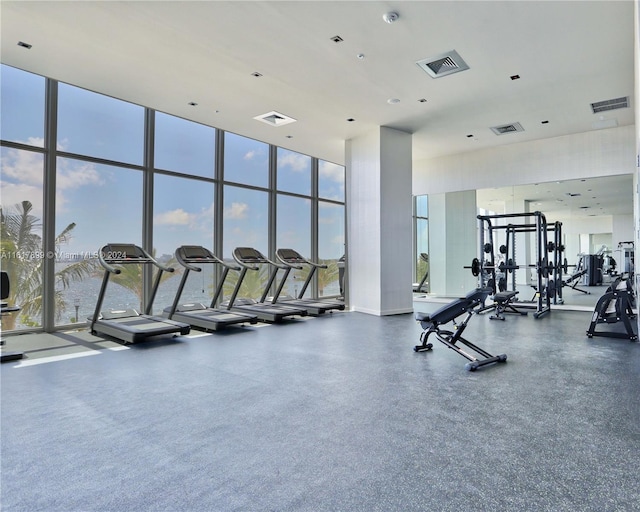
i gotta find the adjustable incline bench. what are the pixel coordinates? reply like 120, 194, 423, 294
414, 288, 507, 371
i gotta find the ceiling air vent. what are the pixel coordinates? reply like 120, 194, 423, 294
490, 122, 524, 135
591, 96, 629, 114
416, 50, 469, 79
253, 111, 297, 127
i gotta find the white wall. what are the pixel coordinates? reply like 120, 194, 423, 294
413, 125, 635, 196
428, 190, 478, 296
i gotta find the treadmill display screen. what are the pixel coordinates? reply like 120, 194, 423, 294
182, 246, 210, 259
102, 244, 144, 261
236, 247, 262, 261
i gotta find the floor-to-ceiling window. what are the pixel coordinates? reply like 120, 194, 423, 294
54, 83, 145, 325
0, 63, 346, 333
153, 112, 216, 308
1, 66, 46, 330
276, 148, 312, 298
318, 160, 345, 297
414, 195, 429, 292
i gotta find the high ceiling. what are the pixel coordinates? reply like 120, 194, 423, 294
1, 1, 634, 168
1, 1, 636, 221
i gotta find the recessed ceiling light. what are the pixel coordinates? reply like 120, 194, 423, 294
330, 35, 344, 43
357, 53, 365, 60
466, 134, 474, 138
510, 74, 520, 80
254, 111, 296, 127
541, 120, 549, 124
418, 98, 427, 103
346, 118, 355, 122
188, 102, 198, 106
286, 135, 293, 139
387, 98, 400, 104
251, 72, 263, 77
17, 41, 32, 49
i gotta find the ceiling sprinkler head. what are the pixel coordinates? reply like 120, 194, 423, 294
383, 11, 399, 23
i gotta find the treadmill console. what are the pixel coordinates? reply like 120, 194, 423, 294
101, 244, 146, 262
235, 247, 265, 263
277, 248, 305, 263
180, 245, 213, 260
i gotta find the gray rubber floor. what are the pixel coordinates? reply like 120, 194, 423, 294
1, 308, 639, 511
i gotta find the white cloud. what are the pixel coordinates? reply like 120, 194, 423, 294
1, 143, 104, 216
57, 159, 104, 190
319, 161, 344, 182
224, 202, 249, 219
278, 152, 309, 172
155, 208, 193, 226
243, 150, 256, 160
0, 181, 44, 218
155, 203, 215, 231
1, 146, 44, 186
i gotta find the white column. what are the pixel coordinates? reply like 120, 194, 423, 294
346, 126, 413, 315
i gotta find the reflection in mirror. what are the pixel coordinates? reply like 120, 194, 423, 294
475, 174, 633, 309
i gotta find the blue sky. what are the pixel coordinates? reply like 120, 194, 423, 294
1, 64, 345, 262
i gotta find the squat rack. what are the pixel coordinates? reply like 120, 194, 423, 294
476, 212, 552, 318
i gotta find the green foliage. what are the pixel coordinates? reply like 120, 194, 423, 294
221, 264, 271, 300
317, 259, 340, 296
0, 200, 98, 329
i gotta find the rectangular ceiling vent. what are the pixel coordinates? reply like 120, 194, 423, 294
490, 122, 524, 135
416, 50, 469, 79
253, 110, 297, 127
590, 96, 629, 114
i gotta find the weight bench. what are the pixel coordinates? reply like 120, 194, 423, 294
490, 290, 528, 321
414, 288, 507, 371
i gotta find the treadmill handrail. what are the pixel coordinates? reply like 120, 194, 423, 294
175, 245, 242, 273
232, 247, 267, 270
98, 244, 176, 273
276, 248, 327, 270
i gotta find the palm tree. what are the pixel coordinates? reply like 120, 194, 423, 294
1, 201, 97, 330
221, 263, 271, 301
317, 259, 340, 296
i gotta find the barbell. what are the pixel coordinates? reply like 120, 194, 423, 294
466, 257, 570, 277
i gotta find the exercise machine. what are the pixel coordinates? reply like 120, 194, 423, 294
586, 276, 637, 341
1, 272, 24, 362
473, 212, 553, 318
90, 244, 191, 343
163, 245, 258, 330
221, 247, 308, 322
414, 288, 507, 371
563, 256, 590, 295
273, 248, 345, 315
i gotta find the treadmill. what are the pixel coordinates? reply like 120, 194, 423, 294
221, 247, 307, 322
89, 244, 191, 343
163, 245, 258, 331
274, 248, 345, 315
